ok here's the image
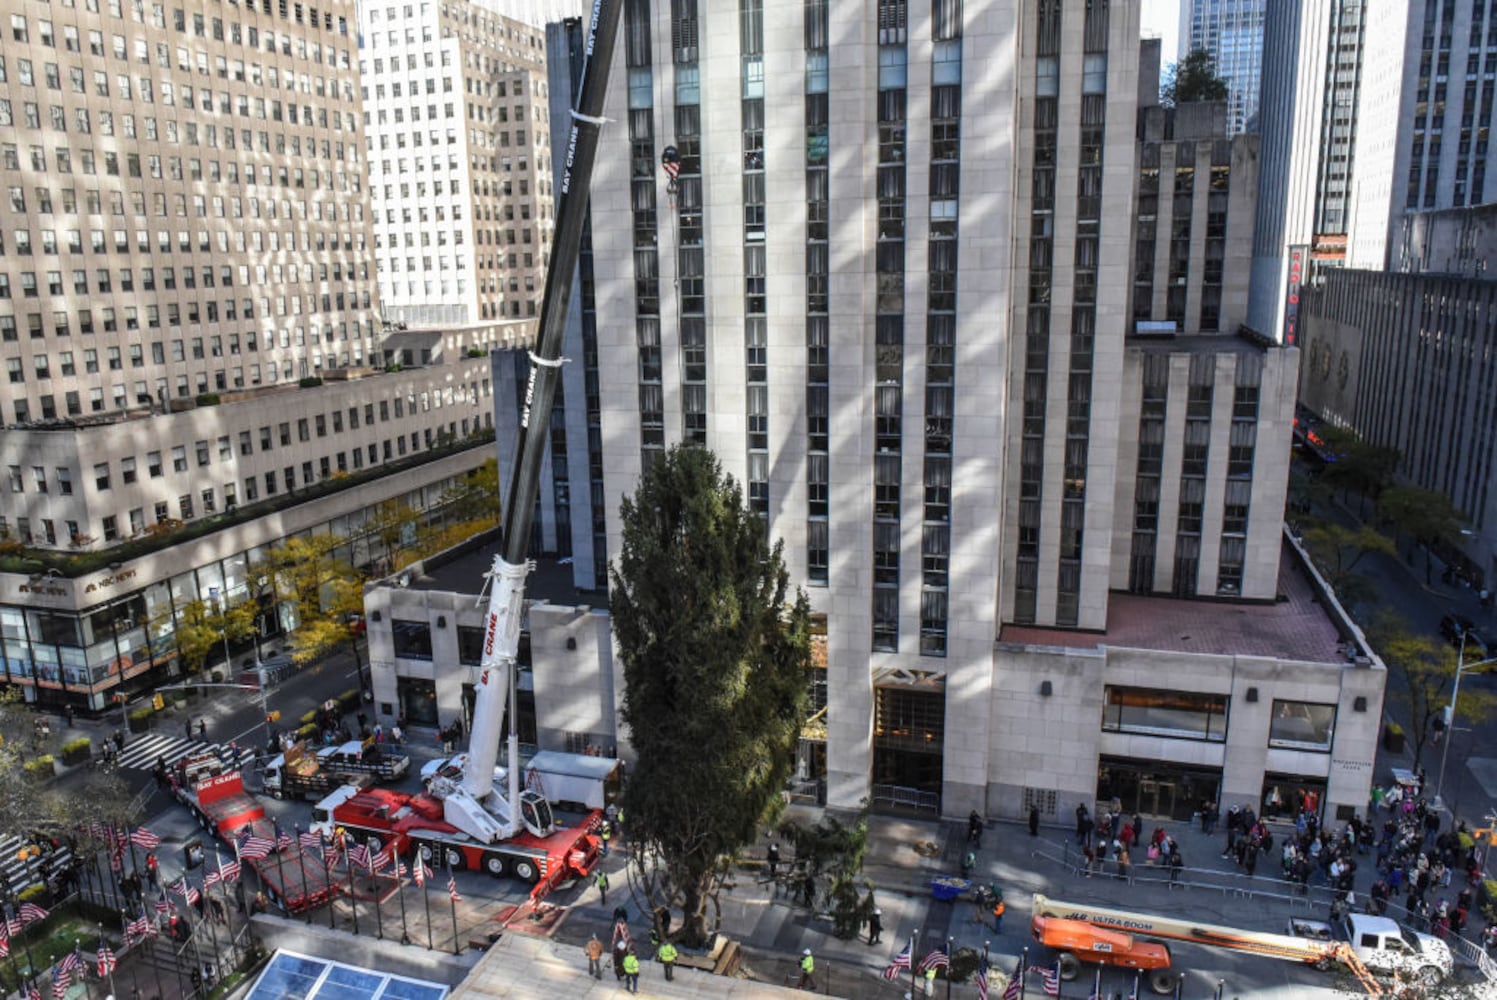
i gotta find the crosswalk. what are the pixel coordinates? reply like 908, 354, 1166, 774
113, 732, 256, 772
0, 833, 72, 897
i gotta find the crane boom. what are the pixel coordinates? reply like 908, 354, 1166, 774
432, 0, 622, 844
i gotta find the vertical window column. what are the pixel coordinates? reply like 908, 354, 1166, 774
870, 0, 907, 652
672, 0, 707, 444
1218, 364, 1261, 595
1174, 357, 1215, 597
1167, 141, 1194, 325
625, 0, 662, 469
1015, 0, 1062, 624
741, 0, 768, 519
805, 0, 830, 584
1129, 355, 1167, 592
920, 33, 962, 656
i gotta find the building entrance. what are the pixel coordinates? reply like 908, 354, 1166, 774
1097, 756, 1221, 823
397, 676, 439, 727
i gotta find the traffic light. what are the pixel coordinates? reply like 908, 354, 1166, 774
265, 710, 281, 724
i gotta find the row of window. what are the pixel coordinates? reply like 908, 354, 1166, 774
3, 414, 490, 548
1102, 685, 1336, 753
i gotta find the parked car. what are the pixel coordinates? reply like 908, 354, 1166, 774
1439, 614, 1490, 659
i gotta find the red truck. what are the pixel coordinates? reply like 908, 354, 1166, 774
330, 786, 601, 900
174, 769, 340, 914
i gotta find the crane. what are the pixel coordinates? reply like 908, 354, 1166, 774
424, 0, 622, 846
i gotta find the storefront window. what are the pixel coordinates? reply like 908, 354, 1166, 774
391, 619, 433, 660
1102, 686, 1228, 742
1268, 700, 1335, 752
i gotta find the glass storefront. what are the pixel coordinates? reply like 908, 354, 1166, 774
1261, 772, 1326, 822
1096, 756, 1222, 822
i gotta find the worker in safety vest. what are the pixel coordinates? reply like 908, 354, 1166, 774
657, 939, 678, 981
600, 820, 612, 857
595, 869, 609, 904
991, 890, 1006, 932
622, 947, 641, 993
797, 948, 816, 990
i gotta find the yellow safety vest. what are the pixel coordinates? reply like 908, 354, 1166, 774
801, 954, 814, 973
623, 954, 640, 974
658, 943, 677, 963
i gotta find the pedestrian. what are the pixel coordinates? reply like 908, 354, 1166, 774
210, 896, 227, 925
600, 820, 612, 857
767, 840, 780, 879
1075, 803, 1091, 847
595, 869, 609, 904
968, 811, 984, 847
923, 964, 938, 996
185, 719, 194, 741
992, 889, 1006, 932
63, 704, 74, 726
622, 946, 640, 994
657, 938, 678, 981
797, 948, 816, 990
612, 936, 629, 980
197, 718, 207, 739
145, 853, 159, 889
584, 934, 604, 979
868, 907, 883, 945
1028, 805, 1039, 837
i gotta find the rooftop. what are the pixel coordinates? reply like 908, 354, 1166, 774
402, 537, 607, 610
999, 539, 1348, 664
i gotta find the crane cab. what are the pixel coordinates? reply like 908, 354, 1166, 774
520, 789, 555, 837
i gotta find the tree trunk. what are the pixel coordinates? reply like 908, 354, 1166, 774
678, 879, 713, 949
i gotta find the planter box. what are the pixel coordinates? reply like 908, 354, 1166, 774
60, 746, 90, 766
1383, 726, 1406, 754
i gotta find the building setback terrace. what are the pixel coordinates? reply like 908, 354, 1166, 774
1000, 538, 1348, 664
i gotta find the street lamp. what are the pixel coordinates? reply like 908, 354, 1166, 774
1434, 631, 1497, 809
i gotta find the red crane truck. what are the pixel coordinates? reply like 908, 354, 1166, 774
330, 784, 599, 898
174, 768, 340, 913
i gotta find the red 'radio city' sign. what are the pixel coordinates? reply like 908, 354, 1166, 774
1283, 246, 1307, 345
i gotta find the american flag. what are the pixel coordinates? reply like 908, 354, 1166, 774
276, 830, 294, 852
0, 935, 10, 959
238, 834, 275, 860
59, 951, 81, 976
1030, 963, 1061, 998
1000, 957, 1022, 1000
27, 985, 40, 1000
19, 903, 49, 925
154, 891, 172, 914
385, 852, 407, 878
346, 843, 371, 871
412, 853, 430, 887
96, 937, 116, 977
5, 915, 23, 937
447, 874, 463, 902
204, 869, 222, 888
220, 857, 241, 883
880, 940, 912, 981
299, 829, 324, 852
370, 846, 391, 874
170, 879, 200, 905
130, 827, 162, 849
50, 966, 69, 999
917, 947, 949, 973
125, 914, 156, 941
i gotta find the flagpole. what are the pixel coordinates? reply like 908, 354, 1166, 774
1173, 973, 1183, 1000
907, 932, 916, 1000
1094, 966, 1102, 1000
271, 821, 289, 915
343, 839, 360, 936
368, 839, 385, 941
418, 848, 433, 951
323, 844, 336, 931
446, 858, 460, 956
1020, 946, 1028, 999
1133, 971, 1140, 1000
946, 936, 953, 1000
292, 826, 312, 925
394, 854, 411, 946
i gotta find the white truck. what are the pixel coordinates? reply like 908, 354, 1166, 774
1288, 914, 1453, 987
524, 751, 621, 811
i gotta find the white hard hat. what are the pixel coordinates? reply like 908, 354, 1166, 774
803, 948, 812, 955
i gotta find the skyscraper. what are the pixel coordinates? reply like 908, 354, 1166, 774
1177, 0, 1265, 136
1348, 1, 1497, 270
523, 0, 1333, 818
0, 0, 501, 711
359, 0, 562, 328
1247, 0, 1366, 343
